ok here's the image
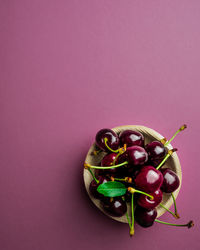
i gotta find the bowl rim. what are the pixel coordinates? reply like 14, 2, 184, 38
83, 125, 182, 223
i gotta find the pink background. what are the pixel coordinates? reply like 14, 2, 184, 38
1, 1, 200, 250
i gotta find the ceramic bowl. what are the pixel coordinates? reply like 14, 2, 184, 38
83, 125, 182, 223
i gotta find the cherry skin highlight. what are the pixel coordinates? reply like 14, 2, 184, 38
134, 166, 163, 193
126, 146, 148, 166
145, 141, 166, 160
160, 168, 180, 193
135, 206, 157, 228
95, 128, 120, 152
137, 189, 163, 209
119, 130, 144, 148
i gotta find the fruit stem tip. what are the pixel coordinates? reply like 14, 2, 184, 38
84, 163, 91, 169
130, 228, 134, 236
92, 150, 98, 156
174, 213, 180, 219
168, 148, 178, 155
110, 176, 115, 181
160, 137, 167, 145
180, 124, 187, 131
187, 220, 194, 228
128, 187, 135, 194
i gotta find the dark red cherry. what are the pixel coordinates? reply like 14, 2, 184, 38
119, 130, 144, 148
137, 189, 163, 209
112, 153, 132, 177
101, 153, 117, 166
89, 176, 108, 199
160, 168, 180, 193
134, 166, 163, 193
135, 206, 157, 227
126, 146, 148, 166
145, 141, 166, 160
101, 153, 125, 177
95, 129, 120, 152
102, 197, 127, 217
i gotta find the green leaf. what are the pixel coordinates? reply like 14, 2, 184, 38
97, 181, 127, 197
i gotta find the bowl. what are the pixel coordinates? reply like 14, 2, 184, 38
83, 125, 182, 223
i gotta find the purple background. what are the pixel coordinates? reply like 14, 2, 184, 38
1, 1, 200, 250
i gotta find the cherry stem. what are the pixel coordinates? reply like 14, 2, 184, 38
104, 138, 119, 153
159, 203, 178, 219
155, 219, 194, 228
113, 144, 127, 165
113, 152, 121, 165
156, 149, 177, 170
164, 124, 187, 147
171, 193, 180, 218
87, 168, 99, 184
160, 137, 167, 145
126, 212, 132, 230
84, 161, 129, 170
128, 187, 154, 200
112, 177, 132, 183
130, 193, 134, 236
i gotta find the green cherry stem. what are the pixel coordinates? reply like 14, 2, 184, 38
128, 187, 154, 200
156, 148, 177, 170
113, 151, 121, 165
159, 203, 178, 219
113, 144, 127, 165
164, 124, 187, 147
84, 161, 128, 170
130, 193, 135, 236
87, 168, 99, 184
104, 138, 119, 153
171, 193, 180, 218
126, 212, 132, 230
155, 219, 194, 228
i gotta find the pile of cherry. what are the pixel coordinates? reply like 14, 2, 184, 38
84, 125, 194, 236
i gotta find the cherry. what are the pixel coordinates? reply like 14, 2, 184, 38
160, 168, 180, 193
102, 197, 127, 217
95, 129, 120, 152
126, 146, 148, 166
137, 189, 163, 209
89, 176, 108, 199
135, 206, 157, 227
101, 152, 130, 177
101, 153, 117, 166
134, 166, 163, 193
100, 153, 129, 177
100, 153, 118, 175
119, 130, 144, 148
145, 141, 166, 161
